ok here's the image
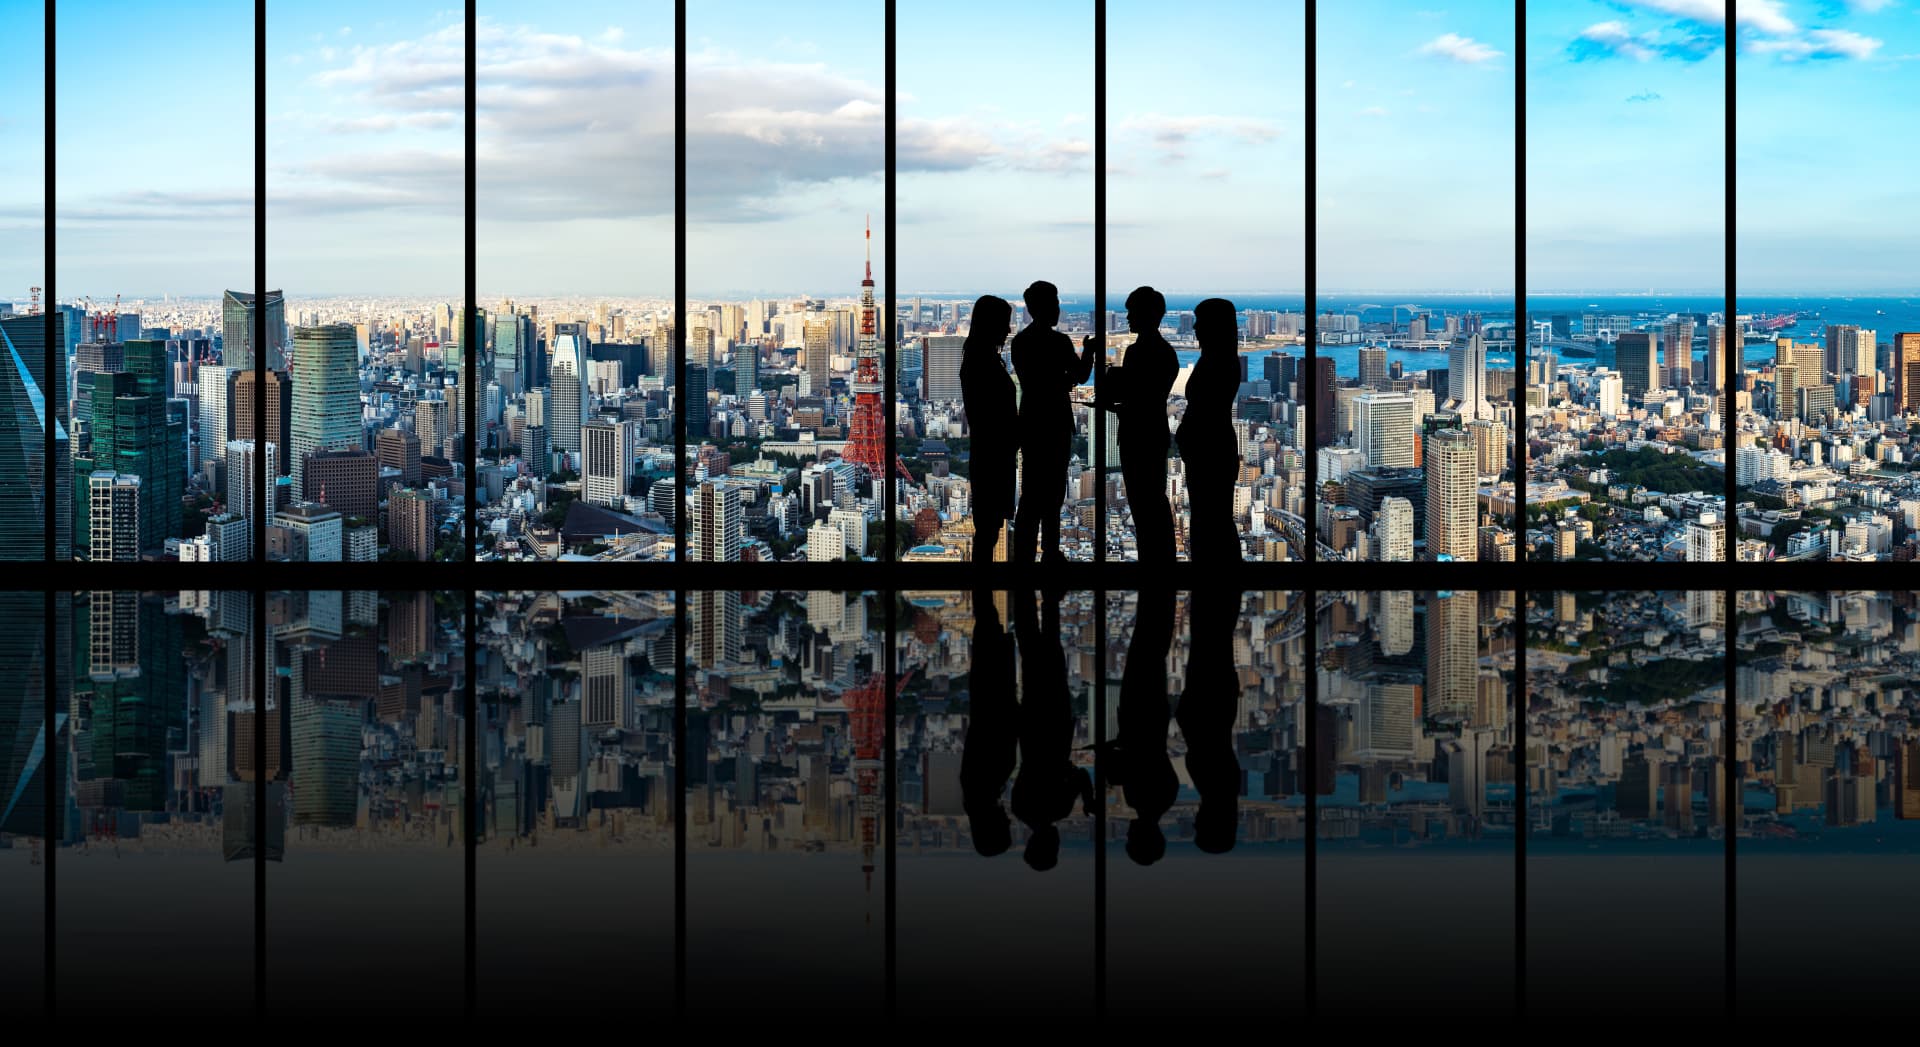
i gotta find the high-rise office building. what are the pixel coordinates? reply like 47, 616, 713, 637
1424, 428, 1477, 561
0, 313, 66, 559
804, 319, 832, 398
1375, 496, 1413, 561
1359, 345, 1388, 390
233, 368, 291, 476
225, 439, 274, 544
221, 289, 286, 372
73, 339, 184, 556
733, 343, 758, 399
582, 417, 636, 508
88, 471, 141, 562
1825, 324, 1875, 382
289, 325, 360, 501
198, 363, 232, 464
389, 487, 439, 561
549, 331, 589, 456
1315, 357, 1337, 446
1353, 392, 1416, 470
1892, 332, 1920, 412
1616, 332, 1657, 396
302, 448, 378, 521
690, 481, 743, 562
1661, 319, 1695, 389
1445, 333, 1492, 422
923, 335, 966, 402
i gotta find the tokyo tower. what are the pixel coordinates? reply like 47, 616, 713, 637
844, 218, 908, 485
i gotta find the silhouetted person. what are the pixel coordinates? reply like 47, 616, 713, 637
1011, 281, 1098, 565
960, 589, 1017, 856
1177, 297, 1244, 565
1177, 587, 1242, 854
961, 296, 1016, 565
1102, 588, 1177, 865
1099, 286, 1177, 565
1011, 589, 1094, 870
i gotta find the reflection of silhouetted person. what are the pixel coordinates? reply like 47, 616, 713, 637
960, 589, 1017, 856
1177, 298, 1243, 565
1011, 589, 1094, 870
961, 296, 1016, 565
1011, 281, 1099, 565
1099, 287, 1178, 565
1177, 588, 1242, 854
1104, 588, 1177, 865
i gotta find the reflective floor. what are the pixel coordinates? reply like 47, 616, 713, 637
5, 589, 1920, 1016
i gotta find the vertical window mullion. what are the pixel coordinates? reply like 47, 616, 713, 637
1515, 2, 1528, 562
1093, 0, 1106, 564
1302, 3, 1317, 564
673, 2, 687, 565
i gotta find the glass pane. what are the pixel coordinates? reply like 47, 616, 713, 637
686, 2, 885, 563
268, 4, 466, 562
265, 591, 466, 1016
477, 4, 676, 562
1316, 589, 1515, 1011
59, 1, 252, 562
475, 590, 676, 1011
56, 591, 253, 1015
896, 590, 1097, 1015
1525, 2, 1726, 562
684, 591, 885, 1012
1105, 590, 1307, 1014
0, 2, 49, 562
1526, 590, 1726, 1012
0, 592, 48, 1010
1735, 591, 1920, 1011
1317, 2, 1517, 564
898, 3, 1094, 563
1735, 12, 1910, 563
1106, 1, 1306, 563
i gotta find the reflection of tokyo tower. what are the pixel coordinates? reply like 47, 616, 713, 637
849, 666, 906, 897
845, 218, 911, 485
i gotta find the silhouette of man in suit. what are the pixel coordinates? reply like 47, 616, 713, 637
1011, 281, 1098, 565
961, 296, 1016, 565
1177, 297, 1244, 564
1099, 286, 1177, 565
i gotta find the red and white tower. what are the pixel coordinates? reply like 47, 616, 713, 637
844, 218, 888, 484
848, 669, 885, 893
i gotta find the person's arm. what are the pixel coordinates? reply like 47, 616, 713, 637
1072, 333, 1100, 386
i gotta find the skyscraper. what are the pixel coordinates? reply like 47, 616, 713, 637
1661, 319, 1695, 389
1616, 332, 1657, 397
582, 417, 636, 508
233, 368, 290, 476
1687, 511, 1724, 562
1315, 357, 1337, 446
0, 313, 65, 559
1426, 590, 1479, 717
1424, 428, 1477, 561
221, 289, 286, 372
1444, 333, 1491, 422
923, 335, 965, 402
690, 481, 743, 562
289, 324, 360, 501
549, 330, 589, 456
88, 471, 141, 562
1353, 392, 1416, 470
1895, 333, 1920, 412
198, 363, 232, 464
1359, 345, 1388, 390
73, 339, 184, 556
805, 319, 832, 398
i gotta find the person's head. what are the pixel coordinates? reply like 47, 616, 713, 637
1125, 286, 1167, 335
968, 804, 1013, 857
967, 295, 1012, 353
1125, 818, 1167, 866
1194, 297, 1237, 355
1023, 281, 1061, 328
1194, 801, 1238, 854
1023, 824, 1061, 871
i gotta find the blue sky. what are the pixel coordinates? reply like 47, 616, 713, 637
0, 0, 42, 309
1109, 0, 1305, 295
1527, 0, 1726, 293
1319, 1, 1515, 293
1735, 0, 1920, 294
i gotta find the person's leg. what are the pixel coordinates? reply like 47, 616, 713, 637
1011, 465, 1039, 565
1041, 449, 1068, 562
1126, 454, 1172, 563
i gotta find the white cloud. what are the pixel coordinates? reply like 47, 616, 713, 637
1577, 21, 1657, 61
1733, 0, 1795, 34
1845, 0, 1894, 12
1749, 27, 1884, 59
1417, 32, 1503, 64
